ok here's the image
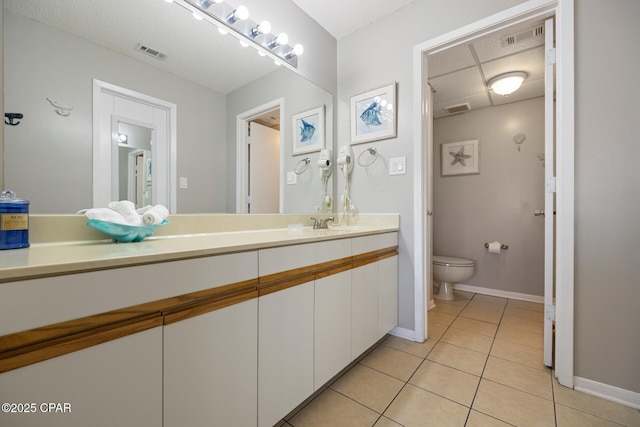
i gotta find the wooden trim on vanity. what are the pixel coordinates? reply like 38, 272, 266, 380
0, 246, 398, 373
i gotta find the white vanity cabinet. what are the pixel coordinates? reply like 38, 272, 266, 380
378, 255, 399, 338
314, 269, 352, 389
0, 325, 163, 427
258, 281, 315, 427
163, 298, 258, 427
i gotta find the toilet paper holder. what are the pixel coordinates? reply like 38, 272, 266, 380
485, 242, 508, 250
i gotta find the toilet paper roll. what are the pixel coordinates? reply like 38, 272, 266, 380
488, 241, 502, 254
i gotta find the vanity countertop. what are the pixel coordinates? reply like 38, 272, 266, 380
0, 214, 399, 283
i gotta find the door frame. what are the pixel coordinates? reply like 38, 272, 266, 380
412, 0, 574, 387
236, 98, 285, 214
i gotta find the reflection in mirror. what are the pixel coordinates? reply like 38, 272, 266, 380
116, 121, 153, 209
3, 0, 334, 214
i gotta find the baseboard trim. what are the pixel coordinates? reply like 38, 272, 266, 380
389, 326, 416, 341
453, 284, 544, 303
574, 376, 640, 410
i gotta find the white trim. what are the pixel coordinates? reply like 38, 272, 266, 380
236, 98, 285, 214
92, 79, 177, 213
412, 0, 574, 387
453, 284, 544, 304
389, 326, 416, 341
574, 377, 640, 410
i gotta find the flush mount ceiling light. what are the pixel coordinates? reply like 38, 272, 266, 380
173, 0, 303, 69
488, 71, 528, 96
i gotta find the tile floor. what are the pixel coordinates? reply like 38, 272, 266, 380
277, 291, 640, 427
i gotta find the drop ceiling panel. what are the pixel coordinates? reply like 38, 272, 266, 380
473, 19, 545, 63
430, 67, 486, 105
428, 45, 476, 77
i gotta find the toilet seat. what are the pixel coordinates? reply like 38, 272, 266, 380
433, 255, 474, 267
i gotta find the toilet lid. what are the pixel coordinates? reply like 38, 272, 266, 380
433, 255, 474, 267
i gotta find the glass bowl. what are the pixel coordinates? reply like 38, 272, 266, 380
86, 219, 168, 243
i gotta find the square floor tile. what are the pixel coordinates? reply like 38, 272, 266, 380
409, 360, 480, 407
496, 325, 543, 349
431, 301, 465, 316
466, 410, 512, 426
553, 380, 640, 426
373, 416, 403, 426
382, 335, 435, 358
490, 337, 546, 371
451, 316, 498, 338
472, 295, 507, 306
429, 310, 457, 326
460, 305, 504, 324
500, 315, 544, 334
361, 345, 423, 381
288, 388, 379, 427
427, 341, 488, 376
473, 379, 555, 426
384, 384, 469, 427
556, 404, 622, 426
330, 363, 404, 413
507, 299, 544, 312
483, 356, 553, 400
440, 327, 494, 354
504, 306, 545, 323
428, 321, 449, 341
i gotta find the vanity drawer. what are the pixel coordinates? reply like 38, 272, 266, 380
258, 239, 351, 277
352, 232, 398, 256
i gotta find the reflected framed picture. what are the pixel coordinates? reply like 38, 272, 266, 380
292, 105, 325, 155
350, 82, 396, 144
441, 139, 480, 176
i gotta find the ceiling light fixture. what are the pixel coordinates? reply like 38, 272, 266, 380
174, 0, 303, 68
488, 71, 528, 96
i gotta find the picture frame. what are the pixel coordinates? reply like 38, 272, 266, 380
292, 105, 325, 155
440, 139, 480, 176
350, 82, 397, 144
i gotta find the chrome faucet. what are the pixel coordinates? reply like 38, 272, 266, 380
310, 216, 335, 229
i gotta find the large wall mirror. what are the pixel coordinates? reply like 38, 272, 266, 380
3, 0, 334, 214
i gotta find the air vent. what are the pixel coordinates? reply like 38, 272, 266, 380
444, 103, 471, 115
135, 43, 167, 60
502, 24, 544, 47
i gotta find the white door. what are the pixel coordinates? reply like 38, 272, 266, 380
543, 17, 556, 368
248, 122, 280, 213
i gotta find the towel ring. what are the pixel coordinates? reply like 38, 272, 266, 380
357, 147, 378, 167
294, 157, 311, 174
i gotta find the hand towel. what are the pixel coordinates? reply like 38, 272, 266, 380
83, 208, 129, 225
108, 200, 144, 226
142, 204, 169, 225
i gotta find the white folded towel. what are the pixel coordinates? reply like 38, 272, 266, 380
83, 208, 130, 225
142, 204, 170, 225
136, 205, 153, 215
108, 200, 143, 226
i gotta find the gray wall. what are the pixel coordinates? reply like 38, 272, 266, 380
433, 98, 545, 296
4, 11, 227, 213
226, 68, 334, 214
574, 0, 640, 394
337, 0, 527, 330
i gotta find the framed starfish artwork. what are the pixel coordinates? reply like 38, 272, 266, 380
292, 105, 325, 155
350, 82, 397, 144
441, 139, 479, 176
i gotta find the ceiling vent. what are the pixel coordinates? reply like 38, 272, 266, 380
444, 103, 471, 115
135, 43, 167, 60
502, 24, 544, 47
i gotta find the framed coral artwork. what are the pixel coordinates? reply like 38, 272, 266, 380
441, 139, 480, 176
292, 105, 325, 155
350, 82, 397, 144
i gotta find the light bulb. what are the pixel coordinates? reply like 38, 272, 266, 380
227, 5, 249, 24
218, 27, 228, 35
268, 33, 288, 49
251, 20, 271, 38
192, 12, 204, 21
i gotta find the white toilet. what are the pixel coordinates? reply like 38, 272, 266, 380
432, 255, 475, 301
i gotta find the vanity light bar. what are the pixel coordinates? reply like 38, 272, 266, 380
175, 0, 301, 69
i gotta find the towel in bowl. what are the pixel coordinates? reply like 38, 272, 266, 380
82, 208, 130, 225
142, 204, 170, 225
108, 200, 143, 226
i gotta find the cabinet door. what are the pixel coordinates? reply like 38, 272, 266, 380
164, 299, 258, 427
258, 282, 314, 427
351, 262, 379, 360
378, 255, 399, 338
315, 271, 351, 389
0, 327, 163, 427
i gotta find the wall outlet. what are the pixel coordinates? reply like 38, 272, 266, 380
389, 157, 407, 175
287, 171, 297, 185
179, 177, 188, 189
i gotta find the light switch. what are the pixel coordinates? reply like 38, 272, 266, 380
287, 171, 297, 185
389, 157, 407, 175
179, 177, 188, 189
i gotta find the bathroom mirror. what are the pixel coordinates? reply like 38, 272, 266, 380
115, 121, 153, 209
3, 0, 334, 214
